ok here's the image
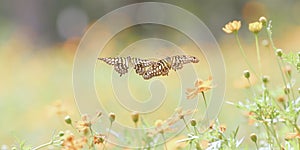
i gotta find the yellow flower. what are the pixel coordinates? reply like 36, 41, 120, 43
249, 22, 263, 33
222, 20, 241, 34
186, 76, 213, 100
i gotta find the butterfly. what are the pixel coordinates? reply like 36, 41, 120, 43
98, 55, 199, 80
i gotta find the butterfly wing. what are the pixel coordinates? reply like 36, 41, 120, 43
170, 55, 199, 71
98, 57, 130, 76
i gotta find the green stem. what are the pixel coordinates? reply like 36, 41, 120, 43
266, 22, 292, 104
254, 33, 262, 75
201, 92, 207, 109
235, 32, 259, 78
32, 140, 60, 150
182, 117, 191, 132
270, 124, 281, 148
161, 133, 168, 150
103, 123, 112, 150
254, 142, 259, 150
247, 78, 256, 98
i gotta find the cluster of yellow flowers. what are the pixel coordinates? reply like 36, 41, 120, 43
222, 16, 267, 34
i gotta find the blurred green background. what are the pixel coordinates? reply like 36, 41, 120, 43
1, 0, 300, 148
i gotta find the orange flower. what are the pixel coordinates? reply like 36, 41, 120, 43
285, 132, 300, 140
93, 134, 105, 144
222, 20, 241, 34
61, 131, 87, 150
186, 76, 213, 100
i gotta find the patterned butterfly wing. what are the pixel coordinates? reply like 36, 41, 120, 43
170, 55, 199, 71
98, 57, 130, 77
142, 57, 172, 80
130, 57, 155, 75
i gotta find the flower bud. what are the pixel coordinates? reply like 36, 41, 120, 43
259, 16, 267, 26
284, 87, 290, 95
58, 131, 64, 137
131, 111, 139, 124
64, 115, 72, 125
277, 96, 285, 103
243, 70, 250, 79
155, 120, 163, 128
190, 119, 197, 127
276, 49, 283, 57
250, 133, 257, 143
262, 75, 270, 84
249, 22, 263, 33
109, 113, 116, 123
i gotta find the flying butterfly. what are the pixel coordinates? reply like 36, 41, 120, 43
142, 55, 199, 80
98, 55, 199, 80
98, 56, 155, 77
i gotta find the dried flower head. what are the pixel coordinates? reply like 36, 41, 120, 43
222, 20, 241, 34
219, 125, 226, 133
93, 134, 106, 145
249, 22, 263, 33
277, 96, 285, 103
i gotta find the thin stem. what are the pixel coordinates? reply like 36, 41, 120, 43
235, 32, 259, 78
266, 22, 292, 103
161, 133, 168, 150
254, 33, 262, 75
270, 124, 281, 148
182, 117, 191, 132
103, 123, 112, 150
32, 140, 60, 150
254, 142, 259, 150
247, 78, 256, 98
201, 92, 207, 109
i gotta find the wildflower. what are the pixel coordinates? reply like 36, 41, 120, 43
93, 134, 105, 144
222, 20, 241, 34
61, 131, 88, 150
277, 96, 285, 103
75, 114, 91, 135
219, 125, 226, 133
186, 76, 213, 100
249, 21, 263, 33
148, 119, 174, 136
285, 132, 300, 140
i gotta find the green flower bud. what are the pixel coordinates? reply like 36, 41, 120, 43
243, 70, 250, 79
262, 75, 270, 84
259, 16, 267, 26
250, 133, 257, 143
276, 49, 283, 57
64, 116, 72, 125
109, 113, 116, 123
58, 131, 64, 137
190, 119, 197, 127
